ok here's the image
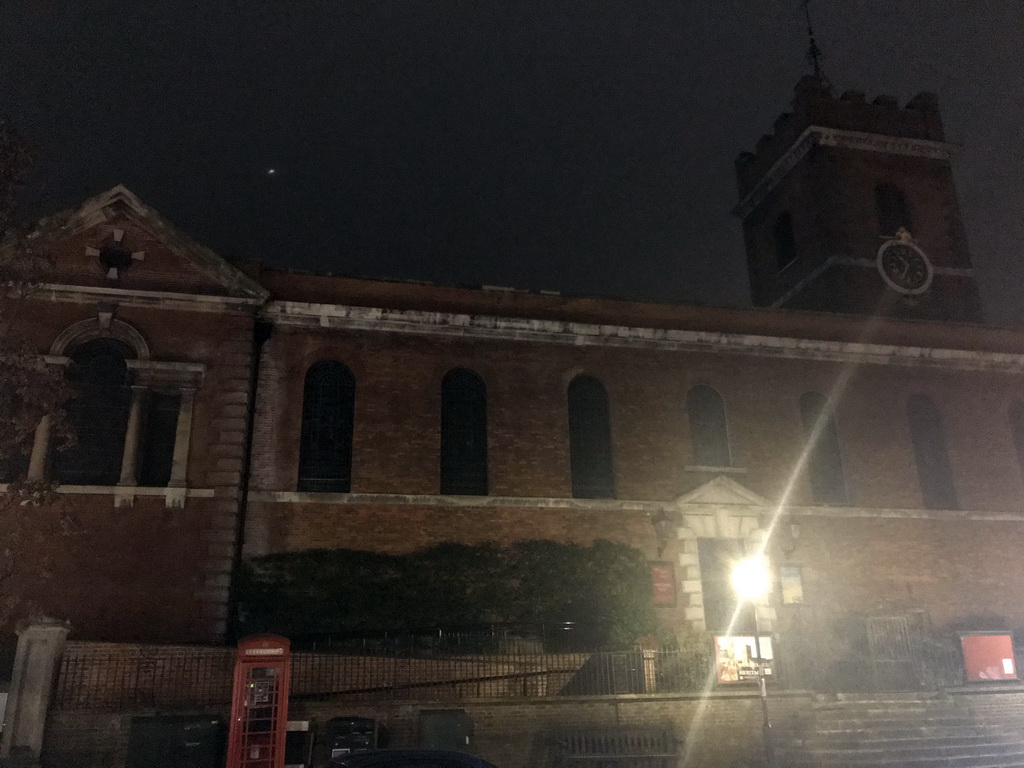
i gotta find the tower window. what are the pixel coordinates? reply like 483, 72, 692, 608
55, 338, 134, 485
298, 361, 355, 493
906, 394, 958, 510
687, 384, 731, 467
773, 212, 797, 270
800, 392, 847, 504
440, 368, 488, 495
567, 375, 615, 499
875, 184, 912, 236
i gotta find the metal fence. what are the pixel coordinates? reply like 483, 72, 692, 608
52, 642, 714, 712
289, 623, 611, 655
51, 631, 984, 713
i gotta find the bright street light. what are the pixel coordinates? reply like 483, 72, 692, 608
731, 553, 775, 768
731, 555, 772, 602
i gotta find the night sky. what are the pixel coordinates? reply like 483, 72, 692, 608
2, 2, 1022, 322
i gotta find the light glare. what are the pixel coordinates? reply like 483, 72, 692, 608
731, 556, 772, 601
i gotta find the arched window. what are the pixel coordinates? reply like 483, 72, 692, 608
55, 338, 134, 485
875, 184, 911, 236
567, 375, 614, 499
440, 368, 488, 495
773, 212, 797, 270
906, 394, 958, 509
1008, 401, 1024, 478
298, 361, 355, 492
800, 392, 847, 504
687, 385, 731, 468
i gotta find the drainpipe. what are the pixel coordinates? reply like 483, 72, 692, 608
227, 314, 273, 641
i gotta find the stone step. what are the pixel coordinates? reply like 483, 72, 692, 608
813, 722, 1017, 737
832, 693, 948, 702
803, 734, 1017, 751
778, 752, 1024, 766
814, 717, 989, 731
807, 751, 1024, 768
806, 741, 1024, 759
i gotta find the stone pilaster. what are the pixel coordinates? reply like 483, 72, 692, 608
0, 618, 71, 765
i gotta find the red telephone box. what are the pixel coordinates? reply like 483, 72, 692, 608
227, 634, 291, 768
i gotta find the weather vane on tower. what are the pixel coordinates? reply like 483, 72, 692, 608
801, 0, 832, 92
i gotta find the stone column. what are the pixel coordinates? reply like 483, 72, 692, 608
0, 618, 71, 763
168, 387, 196, 488
642, 649, 658, 693
165, 388, 196, 508
25, 415, 52, 483
118, 385, 148, 487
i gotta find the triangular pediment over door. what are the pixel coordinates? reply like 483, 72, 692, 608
673, 475, 768, 540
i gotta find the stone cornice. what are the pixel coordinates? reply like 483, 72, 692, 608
36, 283, 264, 312
248, 490, 665, 512
734, 125, 957, 219
788, 505, 1024, 522
769, 257, 975, 309
247, 490, 1024, 522
265, 300, 1024, 373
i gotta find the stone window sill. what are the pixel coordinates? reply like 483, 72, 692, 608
0, 483, 215, 508
684, 465, 747, 474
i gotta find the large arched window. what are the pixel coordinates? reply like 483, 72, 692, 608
298, 361, 355, 492
875, 184, 911, 236
567, 375, 614, 499
773, 212, 797, 270
687, 384, 731, 468
54, 338, 134, 485
800, 392, 847, 504
440, 368, 488, 495
906, 394, 958, 509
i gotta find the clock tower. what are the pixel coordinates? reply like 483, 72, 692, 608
734, 76, 982, 322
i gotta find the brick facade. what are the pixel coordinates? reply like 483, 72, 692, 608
1, 187, 264, 643
4, 79, 1024, 668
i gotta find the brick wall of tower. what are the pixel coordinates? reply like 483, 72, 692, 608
735, 77, 980, 319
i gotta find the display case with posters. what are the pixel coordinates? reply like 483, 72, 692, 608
714, 635, 774, 684
960, 633, 1017, 682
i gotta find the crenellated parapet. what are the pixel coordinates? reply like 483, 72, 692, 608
735, 76, 946, 200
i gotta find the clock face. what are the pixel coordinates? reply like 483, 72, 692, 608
877, 240, 933, 295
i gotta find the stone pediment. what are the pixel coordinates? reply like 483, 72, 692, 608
24, 185, 268, 302
674, 475, 769, 509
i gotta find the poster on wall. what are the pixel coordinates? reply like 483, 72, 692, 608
960, 633, 1017, 681
780, 565, 804, 604
714, 635, 774, 684
649, 563, 677, 606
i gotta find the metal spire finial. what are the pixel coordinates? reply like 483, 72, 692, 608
801, 0, 827, 85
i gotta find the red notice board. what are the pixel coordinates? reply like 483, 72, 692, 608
960, 633, 1017, 682
650, 563, 677, 606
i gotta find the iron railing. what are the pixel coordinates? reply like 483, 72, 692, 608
53, 643, 712, 712
51, 633, 986, 713
289, 623, 609, 654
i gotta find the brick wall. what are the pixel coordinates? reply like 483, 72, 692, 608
43, 682, 1024, 768
240, 315, 1024, 644
4, 299, 256, 643
248, 326, 1024, 511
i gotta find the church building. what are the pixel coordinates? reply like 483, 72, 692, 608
4, 76, 1024, 691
